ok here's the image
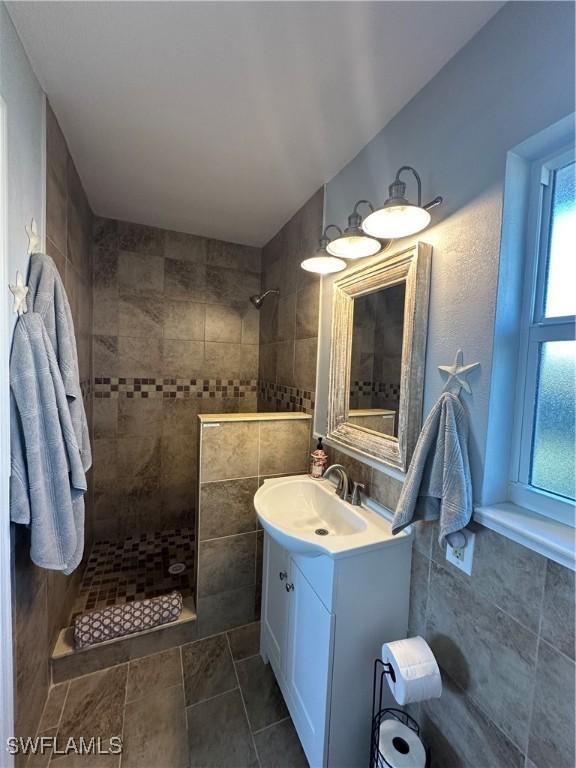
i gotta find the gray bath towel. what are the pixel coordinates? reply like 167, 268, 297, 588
27, 253, 91, 472
10, 313, 87, 573
392, 392, 472, 546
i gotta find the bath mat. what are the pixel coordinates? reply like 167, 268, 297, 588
73, 591, 183, 649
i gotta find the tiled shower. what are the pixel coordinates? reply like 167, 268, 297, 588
82, 217, 263, 619
56, 138, 321, 657
91, 217, 262, 541
85, 190, 322, 617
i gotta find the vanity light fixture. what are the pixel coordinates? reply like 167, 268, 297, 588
326, 200, 383, 259
301, 225, 347, 274
361, 166, 443, 239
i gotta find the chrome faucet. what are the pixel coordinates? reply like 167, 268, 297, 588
323, 464, 350, 501
350, 481, 365, 507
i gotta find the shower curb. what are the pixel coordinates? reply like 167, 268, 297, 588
51, 600, 197, 683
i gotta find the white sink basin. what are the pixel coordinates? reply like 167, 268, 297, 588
254, 475, 408, 558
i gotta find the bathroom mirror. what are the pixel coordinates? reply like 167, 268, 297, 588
324, 242, 431, 471
348, 282, 405, 438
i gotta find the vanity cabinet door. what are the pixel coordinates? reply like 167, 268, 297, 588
262, 534, 290, 672
286, 558, 335, 768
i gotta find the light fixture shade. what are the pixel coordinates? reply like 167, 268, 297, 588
362, 203, 431, 239
300, 255, 346, 274
326, 199, 382, 259
326, 233, 381, 259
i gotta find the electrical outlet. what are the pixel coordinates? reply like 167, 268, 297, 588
446, 530, 475, 575
451, 545, 466, 561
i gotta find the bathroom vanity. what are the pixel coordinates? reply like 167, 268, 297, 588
255, 476, 412, 768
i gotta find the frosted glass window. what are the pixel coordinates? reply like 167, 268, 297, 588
508, 139, 575, 522
545, 161, 576, 318
531, 340, 575, 500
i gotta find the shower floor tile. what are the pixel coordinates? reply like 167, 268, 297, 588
70, 528, 196, 622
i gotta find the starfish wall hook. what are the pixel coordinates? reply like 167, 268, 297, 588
438, 350, 480, 396
9, 271, 29, 316
26, 218, 41, 256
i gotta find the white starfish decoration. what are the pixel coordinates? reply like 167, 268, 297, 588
9, 271, 29, 316
26, 218, 40, 255
438, 350, 480, 395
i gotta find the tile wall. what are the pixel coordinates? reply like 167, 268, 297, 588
91, 218, 261, 541
325, 446, 575, 768
12, 103, 94, 743
197, 416, 312, 636
415, 524, 575, 768
257, 188, 323, 414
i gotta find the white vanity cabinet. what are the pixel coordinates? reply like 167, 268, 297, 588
260, 531, 411, 768
262, 535, 291, 671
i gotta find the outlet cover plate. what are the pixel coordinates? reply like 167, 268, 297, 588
446, 530, 475, 575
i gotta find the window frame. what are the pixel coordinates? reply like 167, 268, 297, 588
509, 146, 575, 524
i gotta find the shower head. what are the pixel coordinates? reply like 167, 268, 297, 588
249, 288, 280, 309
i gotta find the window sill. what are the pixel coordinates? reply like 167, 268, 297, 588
474, 502, 575, 570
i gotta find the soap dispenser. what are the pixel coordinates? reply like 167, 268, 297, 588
310, 437, 328, 479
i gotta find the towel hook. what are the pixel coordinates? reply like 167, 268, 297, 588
9, 271, 28, 316
26, 218, 40, 256
438, 350, 480, 396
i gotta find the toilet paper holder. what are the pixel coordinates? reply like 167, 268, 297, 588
382, 662, 396, 684
370, 659, 430, 768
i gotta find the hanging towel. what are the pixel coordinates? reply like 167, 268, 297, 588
391, 391, 472, 546
27, 253, 91, 472
10, 313, 87, 573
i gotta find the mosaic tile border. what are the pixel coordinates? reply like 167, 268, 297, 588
94, 377, 258, 399
350, 380, 400, 399
258, 380, 315, 415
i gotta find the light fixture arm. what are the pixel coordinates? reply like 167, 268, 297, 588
348, 200, 374, 229
319, 224, 343, 249
423, 196, 443, 211
352, 199, 374, 217
323, 224, 343, 240
394, 166, 423, 206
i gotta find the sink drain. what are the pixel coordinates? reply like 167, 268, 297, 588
315, 528, 329, 536
168, 562, 186, 575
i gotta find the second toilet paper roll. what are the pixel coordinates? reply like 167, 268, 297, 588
379, 720, 427, 768
381, 636, 442, 705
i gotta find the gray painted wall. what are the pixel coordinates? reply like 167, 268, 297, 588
1, 0, 46, 744
0, 2, 44, 286
321, 1, 575, 500
316, 3, 575, 767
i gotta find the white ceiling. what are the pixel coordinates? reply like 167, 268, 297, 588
8, 1, 502, 246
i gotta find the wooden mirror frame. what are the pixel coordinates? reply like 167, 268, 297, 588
326, 242, 432, 472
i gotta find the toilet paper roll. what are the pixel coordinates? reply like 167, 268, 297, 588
378, 720, 426, 768
381, 636, 442, 706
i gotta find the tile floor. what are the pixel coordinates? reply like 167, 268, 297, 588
70, 530, 196, 621
29, 622, 308, 768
